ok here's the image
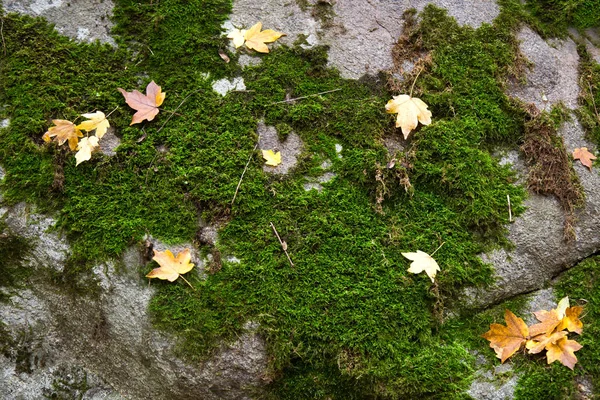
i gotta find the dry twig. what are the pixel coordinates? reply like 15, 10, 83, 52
270, 222, 294, 267
231, 143, 258, 206
268, 88, 342, 105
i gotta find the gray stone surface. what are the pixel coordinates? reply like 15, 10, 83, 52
465, 119, 600, 308
258, 122, 303, 175
3, 0, 115, 45
468, 362, 518, 400
0, 208, 268, 399
212, 77, 246, 96
228, 0, 501, 79
99, 127, 120, 157
509, 26, 580, 110
0, 119, 9, 128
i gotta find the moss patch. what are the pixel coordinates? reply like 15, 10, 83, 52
577, 46, 600, 149
525, 0, 600, 36
0, 2, 551, 398
0, 224, 32, 302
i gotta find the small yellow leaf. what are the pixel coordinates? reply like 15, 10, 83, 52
401, 250, 440, 282
146, 249, 195, 282
244, 22, 285, 53
385, 94, 432, 139
75, 136, 100, 166
77, 111, 110, 139
262, 149, 282, 166
227, 28, 247, 48
42, 119, 83, 151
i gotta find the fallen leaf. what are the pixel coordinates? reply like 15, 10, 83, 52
244, 22, 285, 53
401, 250, 440, 282
262, 149, 282, 166
118, 81, 166, 125
77, 111, 110, 139
528, 309, 561, 337
75, 136, 99, 166
573, 147, 596, 170
385, 95, 432, 139
545, 336, 583, 370
218, 49, 231, 63
227, 28, 247, 48
526, 330, 567, 354
146, 249, 194, 283
42, 119, 83, 151
557, 305, 584, 334
482, 310, 529, 363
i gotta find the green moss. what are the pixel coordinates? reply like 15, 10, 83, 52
576, 47, 600, 151
525, 0, 600, 35
0, 2, 537, 398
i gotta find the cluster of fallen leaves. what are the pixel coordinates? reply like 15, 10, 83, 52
42, 81, 165, 165
43, 111, 110, 166
482, 297, 584, 369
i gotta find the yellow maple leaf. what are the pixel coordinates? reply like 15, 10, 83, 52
244, 22, 285, 53
482, 310, 529, 363
227, 28, 247, 48
42, 119, 83, 151
385, 94, 432, 139
75, 136, 99, 166
262, 149, 282, 166
77, 111, 110, 139
146, 249, 195, 288
401, 250, 440, 282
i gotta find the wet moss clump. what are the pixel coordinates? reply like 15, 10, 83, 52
577, 48, 600, 148
525, 0, 600, 36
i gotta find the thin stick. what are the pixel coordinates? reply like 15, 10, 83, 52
231, 143, 258, 205
268, 88, 342, 105
270, 222, 294, 267
409, 66, 424, 98
589, 83, 600, 123
105, 105, 120, 118
507, 194, 513, 222
1, 17, 6, 57
430, 241, 445, 257
155, 89, 200, 134
179, 275, 195, 290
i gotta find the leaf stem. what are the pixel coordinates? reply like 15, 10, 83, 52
179, 275, 195, 290
156, 89, 201, 134
409, 66, 424, 98
430, 241, 445, 257
268, 88, 342, 105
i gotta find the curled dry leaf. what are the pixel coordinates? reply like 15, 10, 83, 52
482, 310, 529, 363
42, 119, 83, 151
75, 136, 100, 166
385, 95, 432, 139
118, 80, 165, 125
218, 49, 231, 63
573, 147, 596, 170
401, 250, 440, 282
243, 22, 285, 53
77, 111, 110, 139
262, 149, 282, 166
146, 249, 195, 283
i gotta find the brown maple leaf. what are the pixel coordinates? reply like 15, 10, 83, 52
546, 336, 583, 370
482, 310, 529, 363
526, 330, 567, 354
573, 147, 596, 170
42, 119, 83, 151
118, 80, 165, 125
528, 309, 561, 337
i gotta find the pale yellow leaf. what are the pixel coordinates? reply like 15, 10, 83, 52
75, 136, 99, 166
244, 22, 285, 53
401, 250, 440, 282
385, 94, 432, 139
262, 149, 282, 166
77, 111, 110, 139
227, 28, 247, 48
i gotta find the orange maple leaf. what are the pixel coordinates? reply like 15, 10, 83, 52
545, 336, 583, 370
118, 81, 165, 125
146, 248, 194, 288
557, 305, 584, 334
482, 310, 529, 363
526, 330, 567, 354
528, 309, 561, 337
573, 147, 596, 170
42, 119, 83, 151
